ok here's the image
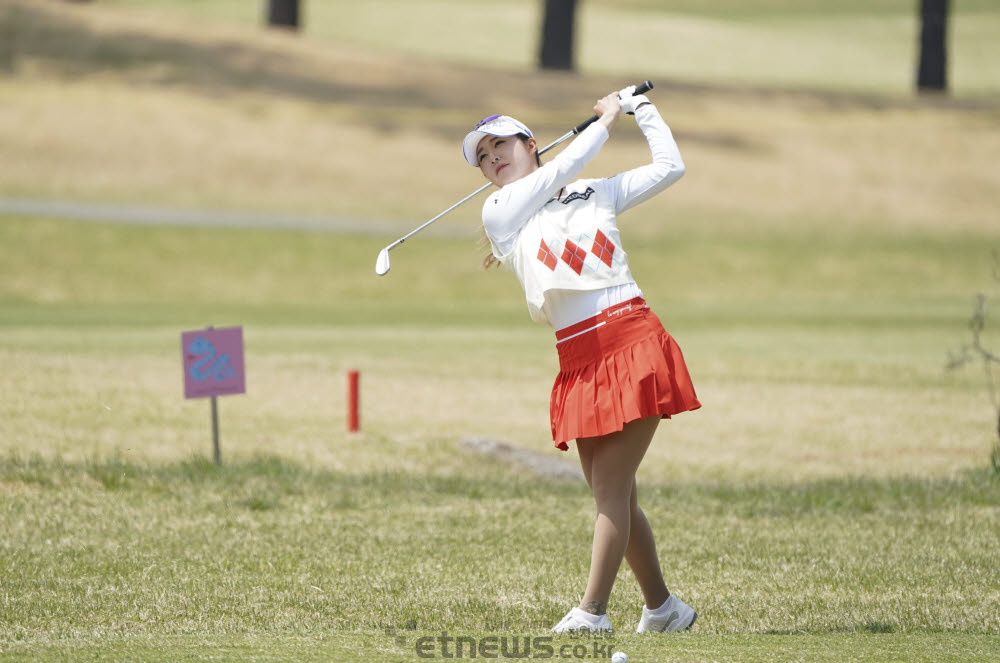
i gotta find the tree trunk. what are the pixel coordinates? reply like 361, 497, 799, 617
267, 0, 300, 30
917, 0, 949, 93
539, 0, 577, 71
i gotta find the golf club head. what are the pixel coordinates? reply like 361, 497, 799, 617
375, 248, 391, 276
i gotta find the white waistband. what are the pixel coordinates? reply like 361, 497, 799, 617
541, 282, 643, 331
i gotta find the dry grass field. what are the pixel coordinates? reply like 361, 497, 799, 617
2, 0, 998, 234
1, 1, 999, 661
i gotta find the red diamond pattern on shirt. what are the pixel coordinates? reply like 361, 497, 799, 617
536, 239, 558, 271
591, 230, 616, 268
561, 239, 586, 275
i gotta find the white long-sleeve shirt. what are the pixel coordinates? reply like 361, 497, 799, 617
482, 104, 685, 329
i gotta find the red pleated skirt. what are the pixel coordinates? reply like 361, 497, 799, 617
550, 299, 701, 450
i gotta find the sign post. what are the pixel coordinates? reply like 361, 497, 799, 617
181, 326, 246, 465
210, 394, 221, 464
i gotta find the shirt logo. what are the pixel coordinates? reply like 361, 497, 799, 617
560, 187, 596, 205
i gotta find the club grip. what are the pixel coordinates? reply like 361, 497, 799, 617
572, 80, 654, 134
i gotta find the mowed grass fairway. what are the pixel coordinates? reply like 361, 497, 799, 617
3, 1, 1000, 661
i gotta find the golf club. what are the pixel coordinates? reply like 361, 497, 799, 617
374, 80, 654, 276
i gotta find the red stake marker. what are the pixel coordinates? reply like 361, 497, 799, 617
347, 370, 360, 432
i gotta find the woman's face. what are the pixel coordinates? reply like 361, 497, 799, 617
476, 135, 538, 187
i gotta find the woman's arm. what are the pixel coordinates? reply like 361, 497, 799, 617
482, 123, 608, 253
482, 93, 622, 256
608, 104, 685, 215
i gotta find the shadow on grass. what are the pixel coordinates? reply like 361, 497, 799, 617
1, 0, 638, 128
650, 470, 1000, 516
0, 451, 588, 501
2, 452, 997, 515
0, 1, 412, 107
3, 0, 985, 137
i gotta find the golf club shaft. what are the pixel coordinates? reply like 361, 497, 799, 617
378, 80, 653, 266
394, 120, 585, 249
386, 181, 493, 251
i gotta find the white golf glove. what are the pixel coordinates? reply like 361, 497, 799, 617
618, 85, 650, 115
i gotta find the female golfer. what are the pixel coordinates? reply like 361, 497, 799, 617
462, 87, 700, 633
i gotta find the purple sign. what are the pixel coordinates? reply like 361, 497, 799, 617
181, 327, 246, 399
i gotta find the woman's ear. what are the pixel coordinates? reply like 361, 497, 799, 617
527, 137, 537, 155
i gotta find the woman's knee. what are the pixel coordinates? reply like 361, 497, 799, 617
591, 477, 634, 511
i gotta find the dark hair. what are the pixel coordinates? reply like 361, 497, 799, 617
516, 133, 542, 166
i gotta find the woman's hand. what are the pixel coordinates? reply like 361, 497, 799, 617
594, 92, 622, 133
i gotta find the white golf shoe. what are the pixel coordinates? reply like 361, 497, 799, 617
550, 607, 614, 633
635, 594, 697, 633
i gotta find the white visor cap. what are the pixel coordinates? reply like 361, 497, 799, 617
462, 115, 533, 167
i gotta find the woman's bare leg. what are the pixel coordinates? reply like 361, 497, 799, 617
574, 415, 662, 614
625, 483, 671, 609
577, 452, 670, 610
